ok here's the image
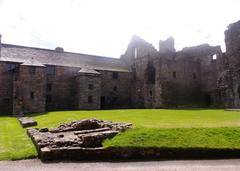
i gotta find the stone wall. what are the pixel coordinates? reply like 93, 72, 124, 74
159, 37, 175, 54
120, 35, 157, 66
46, 66, 78, 111
130, 43, 202, 108
13, 65, 46, 114
159, 57, 201, 107
2, 20, 240, 113
100, 70, 131, 109
76, 72, 101, 110
0, 62, 14, 115
215, 20, 240, 108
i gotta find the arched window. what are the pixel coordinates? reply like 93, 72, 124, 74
145, 61, 156, 84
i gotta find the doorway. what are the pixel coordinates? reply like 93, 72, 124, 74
204, 93, 212, 106
101, 96, 106, 109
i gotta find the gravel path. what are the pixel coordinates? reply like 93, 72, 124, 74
1, 159, 240, 171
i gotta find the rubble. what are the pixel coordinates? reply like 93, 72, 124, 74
27, 118, 132, 159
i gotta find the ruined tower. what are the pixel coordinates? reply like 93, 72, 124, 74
159, 37, 175, 54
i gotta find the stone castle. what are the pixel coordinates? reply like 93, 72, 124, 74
0, 20, 240, 115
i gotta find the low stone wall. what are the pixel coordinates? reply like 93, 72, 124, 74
38, 147, 240, 161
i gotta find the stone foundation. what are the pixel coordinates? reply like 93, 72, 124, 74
27, 118, 132, 160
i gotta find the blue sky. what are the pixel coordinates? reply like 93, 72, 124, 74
0, 0, 240, 57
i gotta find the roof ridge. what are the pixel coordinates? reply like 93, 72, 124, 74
2, 43, 121, 61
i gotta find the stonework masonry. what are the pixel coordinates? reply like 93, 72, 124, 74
1, 20, 240, 115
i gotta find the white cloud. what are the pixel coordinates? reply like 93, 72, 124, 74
0, 0, 240, 57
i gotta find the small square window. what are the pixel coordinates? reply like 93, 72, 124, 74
88, 96, 93, 103
47, 66, 55, 75
88, 84, 94, 90
112, 72, 118, 79
6, 63, 19, 73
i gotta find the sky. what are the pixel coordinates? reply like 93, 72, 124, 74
0, 0, 240, 58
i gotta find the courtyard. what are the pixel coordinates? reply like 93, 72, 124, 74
1, 109, 240, 160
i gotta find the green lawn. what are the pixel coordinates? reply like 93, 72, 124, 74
1, 109, 240, 160
0, 117, 37, 160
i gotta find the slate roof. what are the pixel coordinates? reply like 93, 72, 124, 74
0, 44, 130, 72
20, 57, 46, 67
78, 67, 100, 74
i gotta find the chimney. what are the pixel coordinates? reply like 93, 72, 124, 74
55, 47, 64, 52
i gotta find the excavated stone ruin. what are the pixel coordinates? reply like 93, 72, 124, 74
27, 118, 132, 160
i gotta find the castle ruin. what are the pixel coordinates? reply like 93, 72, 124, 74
1, 20, 240, 115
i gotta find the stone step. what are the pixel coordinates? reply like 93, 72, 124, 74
18, 117, 37, 128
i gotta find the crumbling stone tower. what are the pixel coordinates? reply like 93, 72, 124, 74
216, 20, 240, 108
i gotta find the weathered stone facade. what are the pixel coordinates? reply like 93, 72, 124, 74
1, 20, 240, 115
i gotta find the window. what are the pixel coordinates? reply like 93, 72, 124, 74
6, 63, 19, 73
212, 54, 217, 60
113, 86, 117, 91
149, 90, 153, 97
193, 72, 197, 80
134, 47, 138, 58
29, 67, 36, 75
132, 67, 136, 80
88, 96, 93, 103
112, 72, 118, 79
88, 84, 94, 90
47, 66, 55, 75
146, 61, 155, 84
46, 95, 52, 103
30, 92, 34, 100
47, 83, 52, 92
173, 71, 176, 78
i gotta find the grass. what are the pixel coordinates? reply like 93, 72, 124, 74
32, 109, 240, 128
0, 116, 37, 160
1, 109, 240, 160
103, 127, 240, 149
